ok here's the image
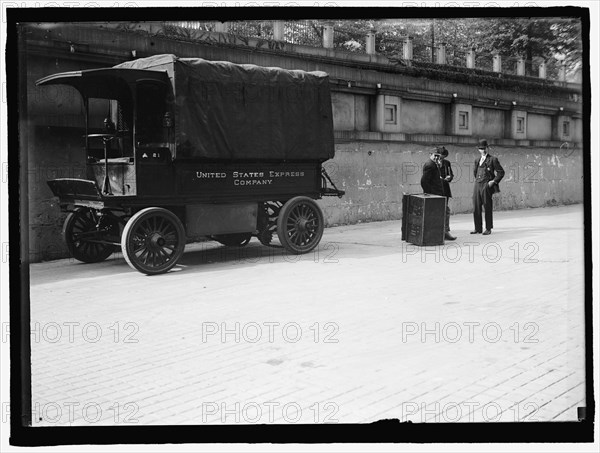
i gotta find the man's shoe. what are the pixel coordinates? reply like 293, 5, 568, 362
470, 231, 482, 234
445, 232, 456, 240
482, 229, 492, 235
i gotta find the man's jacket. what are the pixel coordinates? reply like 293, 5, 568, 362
440, 160, 454, 198
420, 159, 445, 196
473, 154, 505, 194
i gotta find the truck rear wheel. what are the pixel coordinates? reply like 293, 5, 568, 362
121, 207, 185, 275
277, 197, 324, 254
63, 208, 119, 263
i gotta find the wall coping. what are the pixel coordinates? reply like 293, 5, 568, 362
334, 131, 582, 149
87, 23, 582, 91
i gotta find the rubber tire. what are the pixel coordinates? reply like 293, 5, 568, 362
121, 207, 186, 275
276, 196, 324, 254
63, 208, 117, 263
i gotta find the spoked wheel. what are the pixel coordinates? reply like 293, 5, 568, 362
277, 196, 324, 254
63, 208, 120, 263
121, 207, 186, 275
212, 233, 252, 247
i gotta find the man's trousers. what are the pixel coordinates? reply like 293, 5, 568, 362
472, 182, 494, 231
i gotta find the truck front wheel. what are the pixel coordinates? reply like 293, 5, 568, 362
121, 207, 186, 275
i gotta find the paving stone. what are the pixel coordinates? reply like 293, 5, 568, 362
29, 205, 586, 426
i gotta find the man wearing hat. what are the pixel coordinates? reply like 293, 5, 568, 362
421, 146, 456, 240
438, 147, 455, 237
472, 139, 505, 235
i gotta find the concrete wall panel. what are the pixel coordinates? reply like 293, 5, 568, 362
472, 107, 504, 138
354, 94, 370, 131
400, 99, 445, 134
528, 113, 553, 140
331, 91, 355, 131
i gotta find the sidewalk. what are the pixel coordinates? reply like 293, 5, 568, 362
28, 204, 586, 425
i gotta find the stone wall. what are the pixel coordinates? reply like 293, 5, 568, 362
320, 141, 583, 226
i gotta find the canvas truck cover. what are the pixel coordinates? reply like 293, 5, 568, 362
115, 54, 335, 161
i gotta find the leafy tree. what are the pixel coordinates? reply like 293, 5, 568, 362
322, 18, 582, 81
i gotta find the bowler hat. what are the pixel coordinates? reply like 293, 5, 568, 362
478, 139, 488, 148
439, 147, 449, 157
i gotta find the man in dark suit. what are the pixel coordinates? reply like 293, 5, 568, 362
421, 147, 456, 241
471, 139, 505, 235
439, 147, 455, 237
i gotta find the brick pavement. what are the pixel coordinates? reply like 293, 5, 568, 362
28, 204, 586, 426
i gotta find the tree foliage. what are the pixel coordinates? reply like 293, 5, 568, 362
325, 18, 582, 81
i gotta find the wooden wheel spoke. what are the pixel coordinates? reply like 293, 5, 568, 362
153, 251, 161, 267
140, 250, 149, 265
149, 251, 157, 266
157, 218, 171, 235
74, 217, 89, 230
152, 250, 161, 267
300, 206, 309, 217
141, 220, 153, 236
132, 243, 146, 254
163, 227, 176, 239
137, 246, 147, 260
156, 248, 169, 263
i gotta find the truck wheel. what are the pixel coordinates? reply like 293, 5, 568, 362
121, 207, 185, 275
63, 208, 118, 263
277, 196, 324, 254
212, 233, 252, 247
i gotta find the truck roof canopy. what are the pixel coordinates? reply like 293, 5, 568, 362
116, 54, 335, 161
36, 68, 168, 100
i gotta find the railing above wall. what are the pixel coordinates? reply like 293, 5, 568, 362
161, 20, 577, 84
